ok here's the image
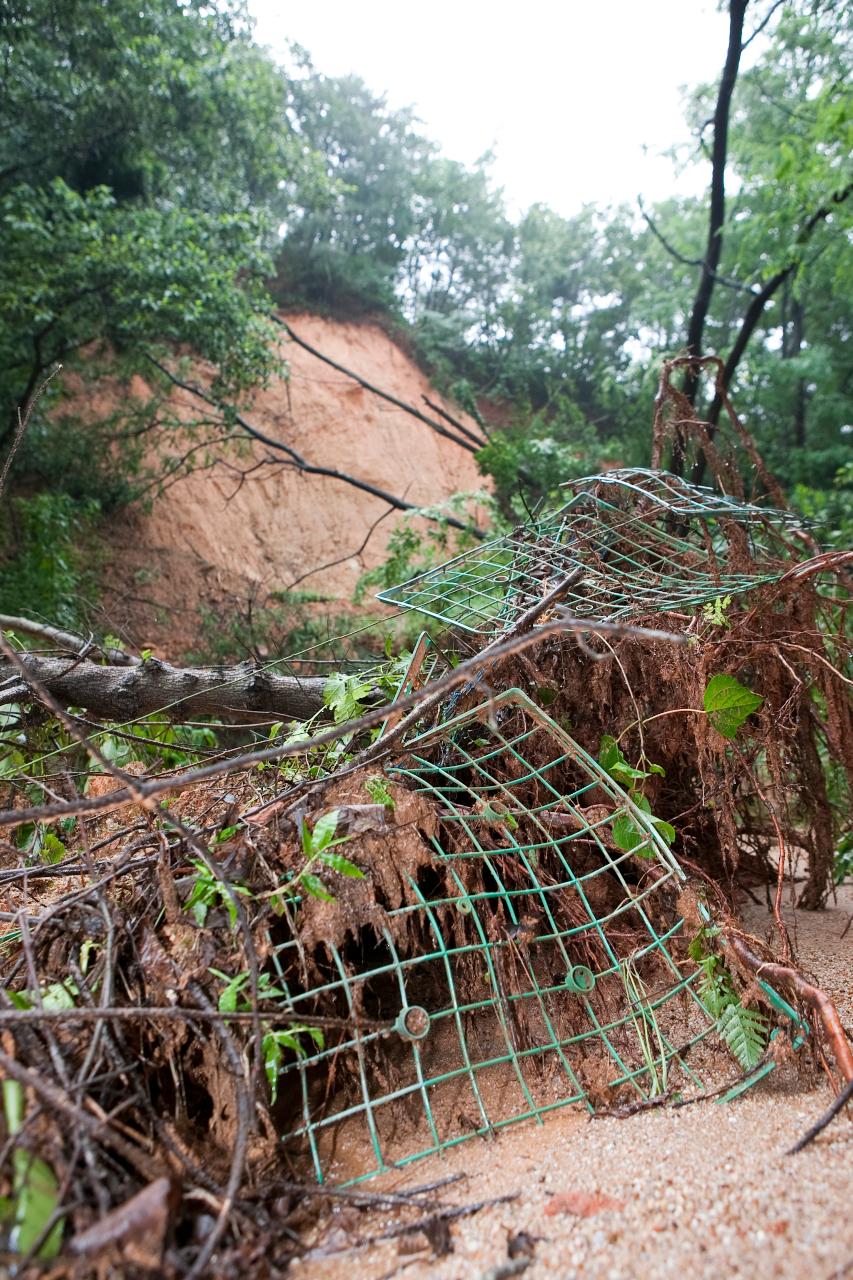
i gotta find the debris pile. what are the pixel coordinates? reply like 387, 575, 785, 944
1, 375, 851, 1272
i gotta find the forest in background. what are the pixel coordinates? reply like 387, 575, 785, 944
1, 0, 851, 638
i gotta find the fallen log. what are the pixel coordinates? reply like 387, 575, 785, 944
1, 653, 327, 722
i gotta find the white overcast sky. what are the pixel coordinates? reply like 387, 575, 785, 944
247, 0, 739, 218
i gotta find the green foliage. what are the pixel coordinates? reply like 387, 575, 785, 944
183, 862, 249, 929
355, 493, 489, 602
209, 968, 285, 1013
365, 776, 395, 810
0, 493, 98, 628
0, 0, 331, 536
689, 929, 769, 1071
262, 1025, 325, 1105
323, 673, 375, 725
703, 675, 764, 740
599, 736, 672, 855
701, 596, 732, 629
2, 1081, 64, 1259
791, 463, 853, 549
94, 714, 218, 772
298, 809, 363, 900
716, 1003, 770, 1072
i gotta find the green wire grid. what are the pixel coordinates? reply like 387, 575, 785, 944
266, 691, 802, 1184
376, 469, 793, 637
559, 467, 802, 526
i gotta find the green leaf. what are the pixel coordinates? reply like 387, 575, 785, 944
301, 821, 313, 858
717, 1002, 768, 1069
703, 674, 763, 740
39, 834, 66, 865
318, 851, 364, 878
323, 673, 373, 724
262, 1025, 326, 1103
611, 812, 645, 853
216, 972, 247, 1013
365, 775, 395, 809
599, 734, 654, 783
653, 819, 676, 846
310, 809, 341, 853
10, 1149, 63, 1258
213, 825, 239, 843
41, 981, 76, 1011
300, 872, 334, 901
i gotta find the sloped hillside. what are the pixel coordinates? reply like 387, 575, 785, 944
95, 314, 488, 657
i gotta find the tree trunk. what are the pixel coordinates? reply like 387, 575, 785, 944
2, 655, 328, 723
672, 0, 749, 473
785, 296, 807, 448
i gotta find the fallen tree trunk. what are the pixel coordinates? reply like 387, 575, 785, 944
1, 653, 328, 722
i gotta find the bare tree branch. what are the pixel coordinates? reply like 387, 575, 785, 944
637, 197, 756, 295
0, 364, 62, 500
285, 503, 397, 591
145, 355, 487, 540
741, 0, 785, 50
273, 315, 488, 451
0, 612, 687, 831
0, 614, 137, 666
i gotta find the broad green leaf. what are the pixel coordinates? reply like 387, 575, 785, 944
311, 809, 341, 853
599, 735, 653, 782
41, 981, 76, 1011
39, 834, 66, 864
653, 819, 676, 846
703, 674, 763, 740
300, 872, 334, 901
612, 812, 645, 852
10, 1149, 63, 1258
318, 851, 364, 878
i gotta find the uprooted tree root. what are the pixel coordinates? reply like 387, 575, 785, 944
1, 364, 852, 1275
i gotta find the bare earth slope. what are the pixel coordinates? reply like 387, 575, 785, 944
95, 314, 486, 655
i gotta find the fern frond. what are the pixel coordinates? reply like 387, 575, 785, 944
717, 1002, 768, 1069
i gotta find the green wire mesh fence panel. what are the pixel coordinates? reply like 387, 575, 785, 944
560, 468, 803, 527
376, 469, 795, 637
265, 691, 773, 1184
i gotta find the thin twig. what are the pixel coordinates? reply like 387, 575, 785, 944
788, 1076, 853, 1154
0, 365, 62, 501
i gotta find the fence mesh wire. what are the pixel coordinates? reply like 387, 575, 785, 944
268, 691, 803, 1183
377, 468, 798, 637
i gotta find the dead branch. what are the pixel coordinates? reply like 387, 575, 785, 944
146, 354, 487, 539
0, 613, 137, 665
0, 364, 62, 500
788, 1075, 853, 1154
2, 651, 328, 721
0, 612, 687, 831
274, 315, 487, 452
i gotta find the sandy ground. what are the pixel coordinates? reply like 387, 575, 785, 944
290, 884, 853, 1280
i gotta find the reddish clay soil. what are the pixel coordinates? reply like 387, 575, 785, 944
82, 314, 488, 657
